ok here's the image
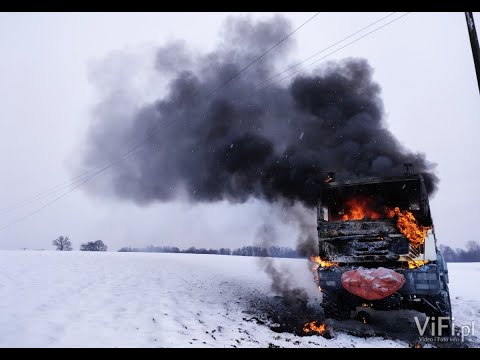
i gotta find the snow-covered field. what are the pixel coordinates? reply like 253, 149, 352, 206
0, 250, 478, 348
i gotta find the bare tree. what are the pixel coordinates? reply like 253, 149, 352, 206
466, 240, 480, 253
80, 240, 107, 251
52, 235, 72, 251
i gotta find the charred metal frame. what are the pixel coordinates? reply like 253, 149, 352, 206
317, 174, 434, 264
316, 173, 449, 318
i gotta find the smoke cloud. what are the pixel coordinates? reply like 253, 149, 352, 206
253, 202, 317, 307
80, 14, 440, 306
81, 14, 438, 210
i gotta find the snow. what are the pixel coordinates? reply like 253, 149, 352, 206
0, 250, 478, 348
448, 262, 480, 331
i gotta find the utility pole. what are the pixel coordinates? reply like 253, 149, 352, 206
465, 12, 480, 94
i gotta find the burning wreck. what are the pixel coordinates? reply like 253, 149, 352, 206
79, 14, 446, 338
315, 165, 451, 331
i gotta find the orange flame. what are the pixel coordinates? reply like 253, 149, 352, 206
341, 197, 381, 221
389, 207, 431, 247
309, 257, 338, 287
338, 197, 431, 247
408, 260, 428, 269
310, 256, 339, 271
303, 321, 327, 335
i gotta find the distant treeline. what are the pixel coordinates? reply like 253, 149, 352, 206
117, 241, 480, 262
439, 241, 480, 262
118, 245, 301, 258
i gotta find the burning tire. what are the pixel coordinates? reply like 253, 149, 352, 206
322, 290, 351, 320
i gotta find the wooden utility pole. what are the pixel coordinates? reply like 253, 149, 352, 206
465, 12, 480, 93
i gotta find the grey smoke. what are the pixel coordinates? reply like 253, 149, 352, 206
82, 14, 438, 209
254, 202, 317, 305
81, 15, 439, 301
255, 221, 309, 306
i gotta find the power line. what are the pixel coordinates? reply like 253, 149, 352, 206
252, 12, 397, 91
0, 145, 152, 217
0, 12, 411, 232
0, 108, 198, 231
0, 12, 321, 220
0, 148, 143, 231
255, 13, 411, 93
201, 12, 320, 100
0, 159, 120, 215
0, 129, 175, 215
0, 131, 159, 217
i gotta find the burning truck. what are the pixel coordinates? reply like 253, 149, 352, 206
314, 165, 452, 331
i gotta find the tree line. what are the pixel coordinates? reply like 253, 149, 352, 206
118, 242, 480, 261
439, 241, 480, 262
52, 236, 107, 252
118, 245, 300, 258
52, 234, 480, 262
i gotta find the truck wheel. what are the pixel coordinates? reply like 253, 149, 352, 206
322, 291, 351, 320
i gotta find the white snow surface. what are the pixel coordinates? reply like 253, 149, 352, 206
0, 250, 478, 348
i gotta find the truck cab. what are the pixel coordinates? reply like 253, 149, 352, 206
316, 170, 452, 332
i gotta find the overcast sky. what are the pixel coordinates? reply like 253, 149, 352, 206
0, 12, 479, 251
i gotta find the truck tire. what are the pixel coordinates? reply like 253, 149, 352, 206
322, 291, 351, 320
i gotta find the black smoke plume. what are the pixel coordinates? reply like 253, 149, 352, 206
81, 15, 438, 209
80, 15, 439, 314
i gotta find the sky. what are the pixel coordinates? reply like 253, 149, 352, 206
0, 12, 479, 251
